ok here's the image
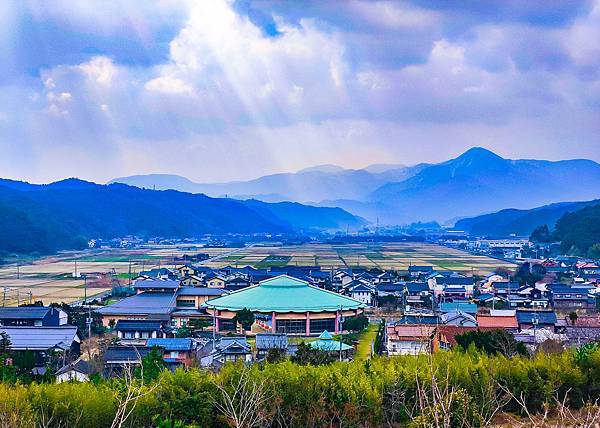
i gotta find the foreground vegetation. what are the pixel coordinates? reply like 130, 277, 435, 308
1, 346, 600, 427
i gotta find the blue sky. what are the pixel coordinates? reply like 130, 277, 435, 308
0, 0, 598, 183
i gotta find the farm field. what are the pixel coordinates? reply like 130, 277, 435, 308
0, 242, 515, 306
204, 242, 516, 275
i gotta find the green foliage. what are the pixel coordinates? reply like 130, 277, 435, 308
530, 224, 552, 243
135, 347, 166, 383
553, 204, 600, 254
291, 342, 335, 365
232, 308, 255, 331
0, 349, 599, 426
265, 347, 287, 363
455, 329, 528, 357
588, 243, 600, 260
343, 314, 369, 332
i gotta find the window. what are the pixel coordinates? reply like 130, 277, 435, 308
177, 299, 195, 308
276, 319, 306, 334
310, 318, 335, 334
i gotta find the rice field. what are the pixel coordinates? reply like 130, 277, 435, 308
0, 242, 515, 306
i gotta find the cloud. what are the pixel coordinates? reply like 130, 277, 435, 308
0, 0, 598, 184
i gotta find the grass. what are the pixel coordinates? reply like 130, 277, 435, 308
355, 323, 379, 361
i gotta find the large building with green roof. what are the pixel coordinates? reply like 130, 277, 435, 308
204, 275, 365, 336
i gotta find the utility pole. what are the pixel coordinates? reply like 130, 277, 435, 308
339, 305, 344, 362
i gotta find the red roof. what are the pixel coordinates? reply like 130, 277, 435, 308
476, 314, 518, 329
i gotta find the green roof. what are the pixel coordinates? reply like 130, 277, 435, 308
309, 330, 353, 352
204, 275, 365, 313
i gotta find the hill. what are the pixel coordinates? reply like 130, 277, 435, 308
110, 164, 428, 203
0, 180, 364, 255
454, 199, 600, 236
365, 147, 600, 224
553, 204, 600, 255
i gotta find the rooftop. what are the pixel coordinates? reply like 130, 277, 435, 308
309, 330, 352, 352
204, 275, 365, 313
1, 326, 79, 351
146, 338, 194, 351
0, 306, 54, 320
97, 292, 176, 316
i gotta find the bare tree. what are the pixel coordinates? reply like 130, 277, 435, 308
211, 366, 272, 428
111, 360, 158, 428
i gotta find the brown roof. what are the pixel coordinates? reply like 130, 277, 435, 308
476, 314, 518, 329
386, 324, 436, 341
436, 325, 477, 346
566, 315, 600, 328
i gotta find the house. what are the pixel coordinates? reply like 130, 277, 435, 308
476, 310, 518, 331
115, 320, 170, 344
225, 276, 252, 291
386, 324, 436, 355
308, 330, 354, 361
201, 337, 252, 367
560, 315, 600, 346
97, 292, 177, 327
0, 306, 68, 327
1, 326, 81, 370
438, 302, 477, 315
146, 338, 197, 368
103, 346, 153, 377
491, 282, 520, 296
397, 312, 440, 325
255, 333, 294, 360
55, 358, 92, 383
345, 281, 375, 306
440, 311, 477, 327
206, 274, 226, 289
171, 287, 228, 327
409, 266, 434, 278
132, 279, 180, 293
548, 284, 593, 310
180, 275, 204, 286
515, 310, 557, 330
431, 276, 474, 298
177, 265, 197, 278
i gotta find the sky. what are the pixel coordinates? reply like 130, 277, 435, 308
0, 0, 599, 183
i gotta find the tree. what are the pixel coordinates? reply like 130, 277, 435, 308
455, 330, 528, 357
233, 308, 255, 332
569, 311, 578, 326
0, 331, 10, 354
588, 243, 600, 260
530, 224, 551, 243
189, 318, 211, 331
265, 347, 286, 363
343, 315, 369, 332
135, 348, 166, 383
291, 342, 334, 365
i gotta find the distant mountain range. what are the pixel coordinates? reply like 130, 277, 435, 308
454, 199, 600, 237
110, 163, 429, 204
111, 147, 600, 224
0, 179, 364, 255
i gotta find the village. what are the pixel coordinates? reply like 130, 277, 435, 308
1, 244, 599, 383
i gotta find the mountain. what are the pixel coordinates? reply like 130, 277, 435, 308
361, 147, 600, 224
110, 148, 600, 225
553, 204, 600, 255
454, 199, 600, 237
110, 164, 428, 203
0, 180, 364, 255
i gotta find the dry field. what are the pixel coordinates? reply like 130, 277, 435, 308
0, 242, 515, 306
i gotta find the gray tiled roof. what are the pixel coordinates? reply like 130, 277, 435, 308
1, 326, 79, 351
97, 292, 176, 315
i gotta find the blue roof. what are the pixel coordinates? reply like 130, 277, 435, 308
436, 277, 473, 286
406, 282, 429, 293
146, 338, 193, 351
516, 311, 557, 325
397, 315, 439, 325
133, 280, 180, 289
176, 287, 228, 296
476, 293, 495, 301
0, 306, 53, 320
409, 266, 433, 272
439, 302, 477, 314
115, 320, 163, 332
